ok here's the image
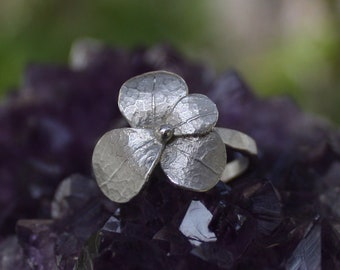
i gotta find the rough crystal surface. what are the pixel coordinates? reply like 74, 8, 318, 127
179, 200, 217, 246
0, 42, 339, 269
286, 223, 321, 270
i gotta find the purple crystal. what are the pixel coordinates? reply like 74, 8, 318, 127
0, 236, 29, 270
0, 41, 339, 269
51, 174, 99, 219
322, 220, 340, 269
16, 219, 56, 270
179, 200, 217, 246
286, 223, 321, 270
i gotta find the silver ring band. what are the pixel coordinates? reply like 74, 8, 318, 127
215, 127, 258, 183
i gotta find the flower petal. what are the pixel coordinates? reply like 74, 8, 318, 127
166, 94, 218, 136
92, 128, 163, 203
118, 71, 188, 128
160, 131, 226, 192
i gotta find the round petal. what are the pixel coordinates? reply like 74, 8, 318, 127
92, 128, 163, 203
166, 94, 218, 136
160, 131, 226, 192
118, 71, 188, 128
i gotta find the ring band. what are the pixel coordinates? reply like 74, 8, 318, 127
215, 127, 258, 182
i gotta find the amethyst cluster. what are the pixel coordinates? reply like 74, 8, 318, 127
0, 40, 340, 269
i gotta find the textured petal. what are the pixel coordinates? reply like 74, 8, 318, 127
160, 131, 226, 191
166, 94, 218, 136
92, 128, 163, 203
118, 71, 188, 128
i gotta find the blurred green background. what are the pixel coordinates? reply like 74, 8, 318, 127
0, 0, 339, 123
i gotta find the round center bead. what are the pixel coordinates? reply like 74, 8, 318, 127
157, 124, 174, 143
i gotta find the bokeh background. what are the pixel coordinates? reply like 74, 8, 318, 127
0, 0, 339, 123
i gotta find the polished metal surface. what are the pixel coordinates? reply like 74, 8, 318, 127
161, 131, 226, 191
92, 70, 258, 203
92, 128, 163, 203
166, 94, 218, 136
215, 127, 258, 182
156, 124, 174, 143
118, 71, 188, 128
214, 127, 258, 156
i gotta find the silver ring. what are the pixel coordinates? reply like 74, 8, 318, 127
92, 71, 258, 203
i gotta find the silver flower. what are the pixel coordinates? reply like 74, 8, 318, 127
92, 71, 226, 203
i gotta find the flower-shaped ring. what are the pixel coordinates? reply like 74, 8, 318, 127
92, 71, 258, 203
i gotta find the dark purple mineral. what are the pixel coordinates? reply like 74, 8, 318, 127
0, 40, 339, 269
